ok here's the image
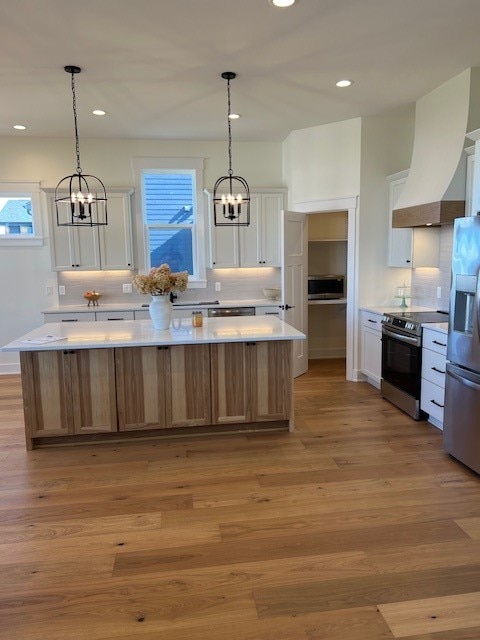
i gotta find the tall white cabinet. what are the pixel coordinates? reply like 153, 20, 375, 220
206, 189, 286, 268
47, 189, 134, 271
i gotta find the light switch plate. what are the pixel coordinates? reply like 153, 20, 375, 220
215, 282, 221, 292
58, 286, 66, 296
436, 286, 442, 299
123, 283, 133, 294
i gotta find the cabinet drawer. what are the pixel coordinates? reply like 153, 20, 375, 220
134, 310, 151, 320
256, 306, 281, 316
44, 312, 96, 323
421, 378, 445, 425
423, 328, 447, 355
95, 311, 135, 321
361, 310, 382, 332
421, 348, 446, 388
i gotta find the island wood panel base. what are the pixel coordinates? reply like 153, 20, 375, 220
20, 340, 293, 448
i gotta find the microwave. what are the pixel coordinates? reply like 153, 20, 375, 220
308, 275, 345, 300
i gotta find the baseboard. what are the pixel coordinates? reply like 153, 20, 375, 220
0, 363, 20, 375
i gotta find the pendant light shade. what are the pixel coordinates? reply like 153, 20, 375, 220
55, 66, 107, 227
213, 72, 250, 226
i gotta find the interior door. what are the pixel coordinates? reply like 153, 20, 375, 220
281, 211, 308, 377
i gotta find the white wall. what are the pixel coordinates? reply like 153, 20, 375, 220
0, 137, 283, 372
282, 118, 362, 207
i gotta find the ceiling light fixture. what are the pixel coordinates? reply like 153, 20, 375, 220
271, 0, 296, 7
92, 109, 106, 116
13, 124, 26, 130
336, 79, 353, 88
213, 72, 250, 227
55, 65, 107, 227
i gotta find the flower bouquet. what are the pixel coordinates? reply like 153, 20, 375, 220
133, 263, 188, 296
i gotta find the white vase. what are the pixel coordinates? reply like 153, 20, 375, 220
149, 295, 172, 330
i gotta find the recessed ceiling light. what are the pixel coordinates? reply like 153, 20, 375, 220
13, 124, 26, 130
336, 79, 353, 88
228, 113, 241, 120
270, 0, 296, 7
92, 109, 106, 116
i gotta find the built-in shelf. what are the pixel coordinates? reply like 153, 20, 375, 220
308, 298, 347, 306
308, 238, 347, 242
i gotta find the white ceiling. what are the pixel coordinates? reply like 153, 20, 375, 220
2, 0, 480, 142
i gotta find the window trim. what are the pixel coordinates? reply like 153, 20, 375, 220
132, 157, 206, 287
0, 182, 43, 247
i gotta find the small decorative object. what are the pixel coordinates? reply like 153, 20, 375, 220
263, 288, 281, 300
213, 72, 250, 226
395, 283, 412, 308
192, 311, 203, 327
133, 264, 188, 330
83, 291, 102, 307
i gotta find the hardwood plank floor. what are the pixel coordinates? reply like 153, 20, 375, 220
1, 360, 480, 640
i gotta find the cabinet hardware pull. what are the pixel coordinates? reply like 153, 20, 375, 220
406, 260, 411, 263
431, 366, 446, 374
61, 319, 78, 322
432, 340, 447, 347
368, 319, 377, 323
107, 318, 123, 321
430, 399, 444, 408
265, 312, 279, 315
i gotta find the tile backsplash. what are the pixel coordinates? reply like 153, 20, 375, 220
411, 225, 453, 310
57, 267, 282, 306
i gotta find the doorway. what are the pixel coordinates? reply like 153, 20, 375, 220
294, 196, 358, 382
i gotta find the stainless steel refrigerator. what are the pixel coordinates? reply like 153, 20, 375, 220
444, 215, 480, 474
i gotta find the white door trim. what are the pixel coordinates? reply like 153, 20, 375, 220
294, 196, 359, 382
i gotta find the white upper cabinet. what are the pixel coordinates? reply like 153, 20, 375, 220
207, 189, 286, 269
387, 171, 439, 268
98, 190, 134, 270
47, 189, 134, 271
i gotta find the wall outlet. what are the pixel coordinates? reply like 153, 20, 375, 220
436, 286, 442, 299
58, 285, 66, 296
215, 282, 221, 292
122, 283, 133, 294
46, 285, 54, 296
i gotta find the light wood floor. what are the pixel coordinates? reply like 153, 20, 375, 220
1, 360, 480, 640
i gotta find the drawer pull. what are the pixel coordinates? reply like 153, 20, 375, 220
368, 319, 377, 323
432, 339, 447, 347
265, 312, 279, 315
107, 318, 124, 321
430, 399, 444, 408
431, 366, 446, 374
61, 319, 78, 322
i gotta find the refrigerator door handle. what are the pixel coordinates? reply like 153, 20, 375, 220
447, 365, 480, 392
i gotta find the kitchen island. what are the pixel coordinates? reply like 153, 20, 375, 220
2, 316, 305, 450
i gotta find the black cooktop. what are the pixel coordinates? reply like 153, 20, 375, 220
386, 310, 449, 324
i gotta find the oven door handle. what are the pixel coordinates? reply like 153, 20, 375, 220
382, 326, 420, 346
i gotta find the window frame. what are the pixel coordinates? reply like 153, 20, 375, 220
133, 157, 206, 287
0, 182, 43, 246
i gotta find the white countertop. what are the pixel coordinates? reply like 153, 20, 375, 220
422, 322, 448, 334
359, 305, 439, 314
2, 316, 305, 352
42, 298, 280, 313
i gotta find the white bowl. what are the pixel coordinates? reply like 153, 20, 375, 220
263, 288, 281, 300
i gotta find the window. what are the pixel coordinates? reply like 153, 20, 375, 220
0, 182, 43, 246
133, 158, 206, 286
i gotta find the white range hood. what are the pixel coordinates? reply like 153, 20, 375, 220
393, 68, 480, 227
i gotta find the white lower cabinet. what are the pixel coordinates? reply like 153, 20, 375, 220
256, 305, 281, 317
95, 311, 135, 321
360, 310, 383, 388
421, 327, 447, 429
44, 312, 96, 323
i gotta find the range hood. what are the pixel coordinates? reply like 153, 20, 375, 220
393, 68, 480, 228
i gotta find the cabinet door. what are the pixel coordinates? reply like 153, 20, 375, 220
69, 349, 117, 434
49, 211, 100, 270
361, 327, 382, 387
239, 195, 261, 267
388, 175, 413, 267
166, 345, 211, 427
261, 193, 282, 267
210, 224, 239, 268
20, 351, 73, 445
115, 346, 168, 430
210, 342, 250, 424
250, 341, 291, 421
98, 192, 134, 269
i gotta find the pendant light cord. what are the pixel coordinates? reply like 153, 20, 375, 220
70, 70, 82, 175
227, 78, 232, 176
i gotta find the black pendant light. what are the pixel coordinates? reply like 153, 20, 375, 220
213, 72, 250, 226
55, 66, 107, 227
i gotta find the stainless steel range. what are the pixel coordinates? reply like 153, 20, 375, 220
381, 310, 448, 419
